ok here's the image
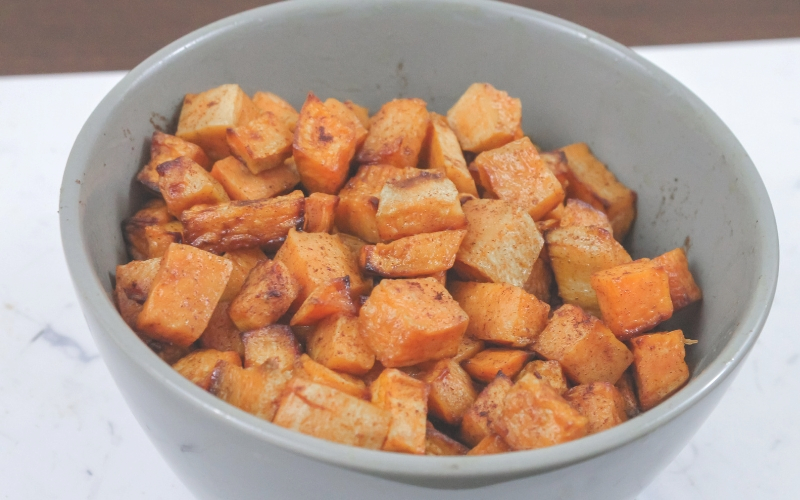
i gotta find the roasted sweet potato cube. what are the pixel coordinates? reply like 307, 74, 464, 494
142, 221, 183, 259
137, 131, 211, 192
181, 190, 305, 254
344, 100, 370, 129
523, 251, 554, 303
540, 150, 570, 192
172, 349, 241, 390
446, 83, 521, 153
515, 360, 569, 395
303, 192, 339, 233
228, 260, 300, 331
114, 257, 162, 328
493, 373, 588, 450
453, 336, 485, 363
305, 314, 374, 375
560, 142, 637, 240
425, 421, 469, 455
534, 304, 633, 385
290, 277, 357, 327
473, 137, 565, 221
297, 354, 369, 399
420, 358, 478, 425
334, 164, 420, 243
136, 244, 232, 346
563, 382, 628, 434
199, 301, 244, 357
226, 112, 293, 175
293, 92, 356, 194
359, 278, 468, 367
375, 171, 466, 241
591, 259, 673, 340
615, 369, 641, 418
210, 360, 292, 421
560, 198, 613, 233
449, 282, 549, 348
274, 228, 371, 310
370, 369, 429, 454
122, 199, 174, 261
630, 330, 690, 411
252, 91, 299, 132
426, 112, 478, 196
210, 156, 300, 201
241, 325, 300, 370
157, 156, 230, 217
454, 199, 543, 287
359, 229, 466, 278
356, 98, 429, 168
460, 374, 513, 446
467, 434, 512, 455
546, 225, 632, 316
176, 84, 261, 160
652, 248, 703, 310
462, 349, 530, 383
219, 247, 268, 302
325, 98, 369, 149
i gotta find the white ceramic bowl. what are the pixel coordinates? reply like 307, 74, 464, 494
59, 1, 778, 498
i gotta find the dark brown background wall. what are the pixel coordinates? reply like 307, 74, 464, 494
2, 0, 799, 75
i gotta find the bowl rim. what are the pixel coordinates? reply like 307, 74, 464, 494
59, 0, 779, 484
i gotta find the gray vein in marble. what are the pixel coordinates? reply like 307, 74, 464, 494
30, 325, 99, 363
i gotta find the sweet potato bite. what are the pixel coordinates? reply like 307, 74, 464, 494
138, 131, 211, 192
359, 229, 466, 278
446, 83, 522, 153
210, 156, 300, 201
630, 330, 690, 410
226, 111, 294, 174
356, 98, 429, 168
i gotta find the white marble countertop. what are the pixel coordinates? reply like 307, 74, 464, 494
0, 38, 798, 499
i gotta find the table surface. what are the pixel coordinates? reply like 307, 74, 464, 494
0, 38, 798, 499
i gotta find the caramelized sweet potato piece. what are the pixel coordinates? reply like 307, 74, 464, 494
375, 171, 466, 241
591, 259, 673, 340
449, 282, 549, 348
359, 278, 468, 367
452, 336, 485, 363
652, 248, 703, 310
306, 314, 374, 375
515, 360, 569, 395
137, 131, 211, 192
142, 221, 183, 259
226, 112, 294, 174
473, 137, 565, 221
210, 156, 300, 201
252, 91, 299, 132
371, 369, 429, 454
199, 301, 244, 357
462, 349, 530, 383
172, 349, 241, 390
467, 434, 513, 455
356, 98, 429, 168
210, 360, 293, 421
219, 247, 268, 302
302, 192, 339, 233
241, 325, 300, 370
534, 304, 633, 385
293, 92, 356, 194
425, 421, 468, 455
460, 374, 513, 446
114, 258, 162, 329
176, 84, 261, 160
426, 112, 478, 196
560, 198, 613, 233
290, 277, 357, 327
157, 156, 230, 218
454, 199, 543, 287
181, 190, 305, 254
359, 229, 466, 278
228, 260, 300, 331
297, 354, 369, 399
420, 358, 478, 425
324, 97, 369, 149
446, 83, 521, 153
136, 243, 232, 346
630, 330, 690, 411
564, 382, 628, 434
122, 199, 174, 261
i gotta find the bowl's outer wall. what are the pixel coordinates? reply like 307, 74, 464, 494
60, 0, 778, 498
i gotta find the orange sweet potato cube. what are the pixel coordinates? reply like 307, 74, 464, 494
210, 156, 300, 201
563, 382, 628, 434
142, 221, 183, 259
560, 198, 613, 233
359, 278, 468, 367
303, 192, 339, 233
157, 156, 230, 218
334, 164, 420, 243
652, 248, 703, 310
630, 330, 691, 411
210, 360, 293, 421
462, 349, 530, 383
176, 84, 261, 160
370, 369, 429, 454
449, 282, 549, 348
359, 229, 466, 278
122, 199, 174, 261
454, 199, 543, 287
426, 112, 478, 196
172, 349, 241, 390
136, 243, 232, 346
274, 378, 390, 449
306, 314, 374, 375
560, 142, 637, 240
453, 336, 485, 363
446, 83, 521, 153
467, 434, 512, 455
375, 171, 466, 241
540, 150, 570, 192
420, 358, 478, 425
293, 92, 356, 194
226, 112, 293, 174
324, 98, 369, 149
137, 131, 211, 192
473, 137, 565, 221
219, 247, 268, 302
228, 260, 300, 331
515, 360, 569, 395
493, 373, 588, 450
241, 325, 300, 370
181, 190, 305, 254
290, 277, 357, 327
534, 304, 634, 385
199, 301, 244, 357
591, 259, 673, 340
460, 374, 513, 446
615, 369, 641, 418
356, 98, 429, 168
425, 421, 469, 455
114, 257, 162, 329
296, 354, 369, 399
546, 225, 632, 316
252, 91, 299, 132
